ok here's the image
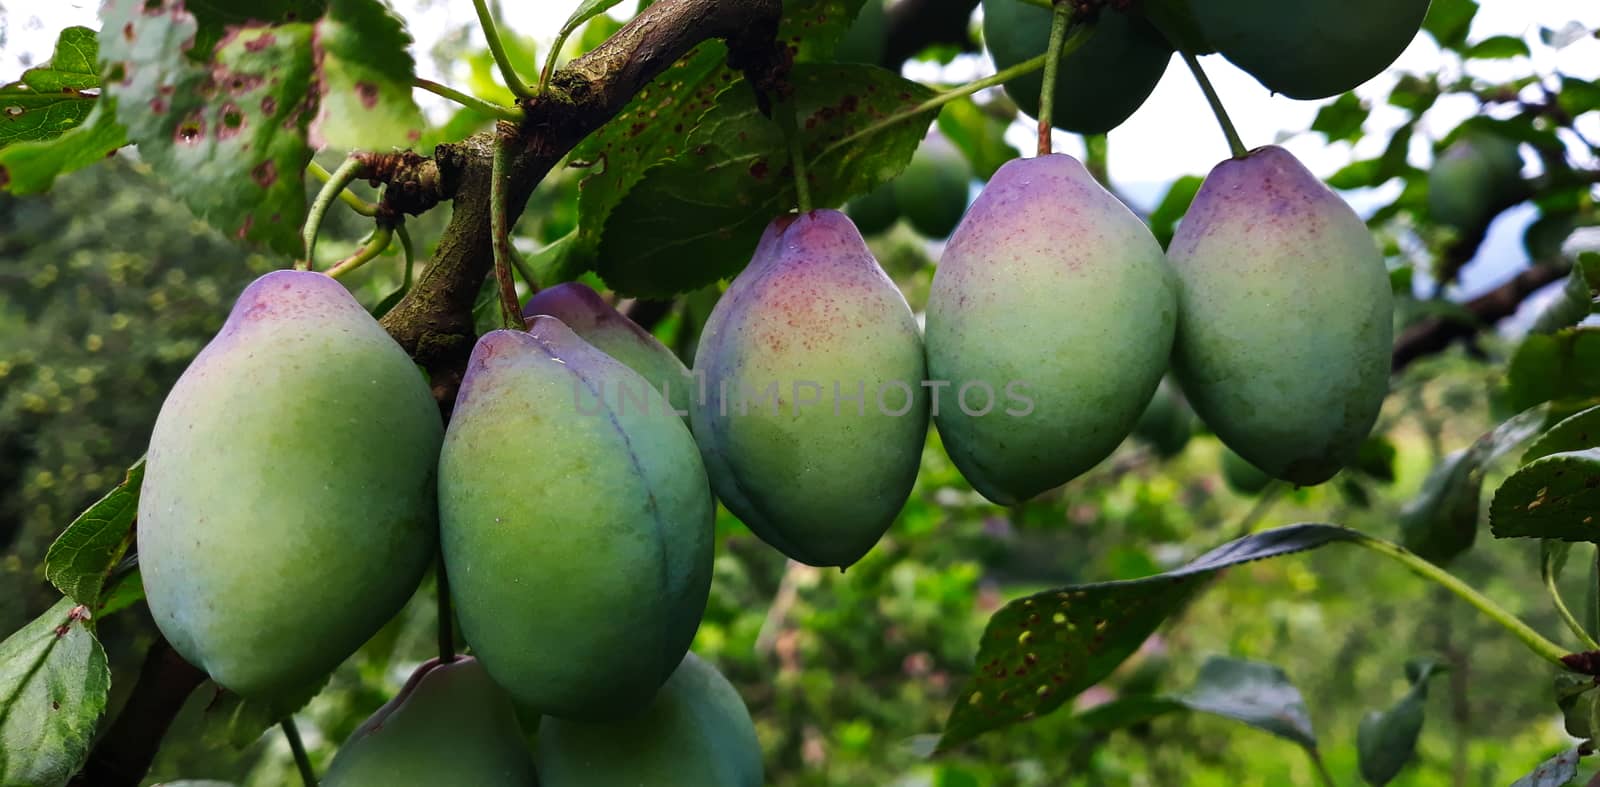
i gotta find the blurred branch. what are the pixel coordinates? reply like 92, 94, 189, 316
67, 636, 205, 787
881, 0, 979, 67
1391, 259, 1572, 371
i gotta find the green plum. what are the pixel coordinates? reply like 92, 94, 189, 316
926, 154, 1178, 505
524, 282, 693, 420
1169, 146, 1392, 485
1429, 131, 1525, 232
691, 211, 928, 568
440, 318, 714, 720
138, 270, 441, 698
982, 1, 1172, 134
536, 653, 761, 787
323, 657, 537, 786
893, 135, 971, 240
1192, 0, 1430, 99
1221, 447, 1273, 495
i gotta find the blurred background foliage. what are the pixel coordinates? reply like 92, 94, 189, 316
1, 0, 1598, 784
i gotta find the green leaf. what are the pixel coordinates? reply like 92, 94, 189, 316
44, 458, 145, 611
1558, 76, 1600, 118
97, 566, 146, 618
545, 0, 629, 87
1506, 327, 1600, 411
1422, 0, 1478, 49
312, 0, 425, 150
202, 674, 330, 749
1465, 35, 1531, 59
568, 0, 870, 283
1553, 671, 1595, 738
1328, 158, 1385, 190
1526, 405, 1600, 464
0, 598, 111, 787
936, 523, 1362, 751
1510, 748, 1582, 787
596, 63, 936, 296
100, 0, 318, 256
1356, 660, 1446, 786
1399, 447, 1482, 564
1388, 74, 1438, 113
0, 27, 102, 149
936, 98, 1017, 181
0, 101, 127, 195
1490, 448, 1600, 542
1530, 261, 1600, 336
1312, 93, 1367, 144
1181, 656, 1316, 749
1148, 175, 1203, 249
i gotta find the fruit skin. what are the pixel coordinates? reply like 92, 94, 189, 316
1428, 132, 1525, 232
893, 135, 971, 239
323, 657, 537, 787
926, 154, 1178, 505
138, 270, 440, 698
440, 319, 714, 720
1169, 146, 1393, 485
1192, 0, 1430, 99
536, 653, 761, 787
982, 1, 1172, 134
524, 282, 693, 419
846, 180, 899, 236
1221, 448, 1273, 495
692, 210, 928, 568
1133, 378, 1196, 458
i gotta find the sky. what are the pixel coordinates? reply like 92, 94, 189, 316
4, 0, 1598, 299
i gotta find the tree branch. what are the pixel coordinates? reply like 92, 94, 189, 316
1392, 260, 1572, 371
379, 0, 784, 411
67, 637, 205, 787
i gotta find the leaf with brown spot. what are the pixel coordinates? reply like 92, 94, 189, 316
1490, 448, 1600, 542
312, 0, 423, 150
0, 100, 127, 195
100, 0, 317, 256
0, 598, 111, 786
44, 457, 145, 611
937, 523, 1361, 751
0, 27, 103, 150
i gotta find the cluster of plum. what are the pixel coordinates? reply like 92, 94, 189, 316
135, 135, 1390, 784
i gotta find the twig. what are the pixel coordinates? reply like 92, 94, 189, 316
1180, 50, 1247, 158
281, 718, 316, 787
301, 156, 366, 269
324, 225, 395, 279
414, 77, 523, 121
472, 0, 533, 100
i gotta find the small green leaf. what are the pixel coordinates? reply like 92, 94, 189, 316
1465, 35, 1531, 59
202, 673, 330, 749
44, 458, 145, 610
0, 598, 111, 787
1312, 93, 1367, 144
936, 524, 1361, 751
1327, 158, 1385, 190
596, 63, 936, 296
1181, 656, 1316, 749
313, 0, 425, 150
1490, 448, 1600, 542
1506, 327, 1600, 411
1423, 0, 1478, 49
1148, 175, 1203, 248
1529, 259, 1600, 336
1356, 660, 1446, 786
1399, 447, 1482, 564
100, 0, 318, 256
97, 566, 146, 618
0, 101, 127, 195
1526, 405, 1600, 464
1510, 747, 1582, 787
1388, 74, 1438, 113
1557, 76, 1600, 118
1553, 672, 1596, 738
0, 27, 102, 149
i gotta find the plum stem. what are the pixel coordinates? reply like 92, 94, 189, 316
306, 160, 377, 217
1545, 548, 1600, 651
490, 125, 526, 329
436, 552, 458, 662
773, 97, 812, 212
1035, 4, 1073, 156
472, 0, 534, 101
1180, 50, 1247, 158
301, 156, 366, 270
1351, 532, 1572, 668
281, 718, 316, 787
325, 225, 395, 279
414, 77, 523, 122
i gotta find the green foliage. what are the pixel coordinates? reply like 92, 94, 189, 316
0, 598, 108, 787
42, 458, 142, 611
1356, 660, 1445, 786
938, 524, 1360, 751
1490, 449, 1600, 542
315, 0, 425, 150
0, 27, 102, 147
